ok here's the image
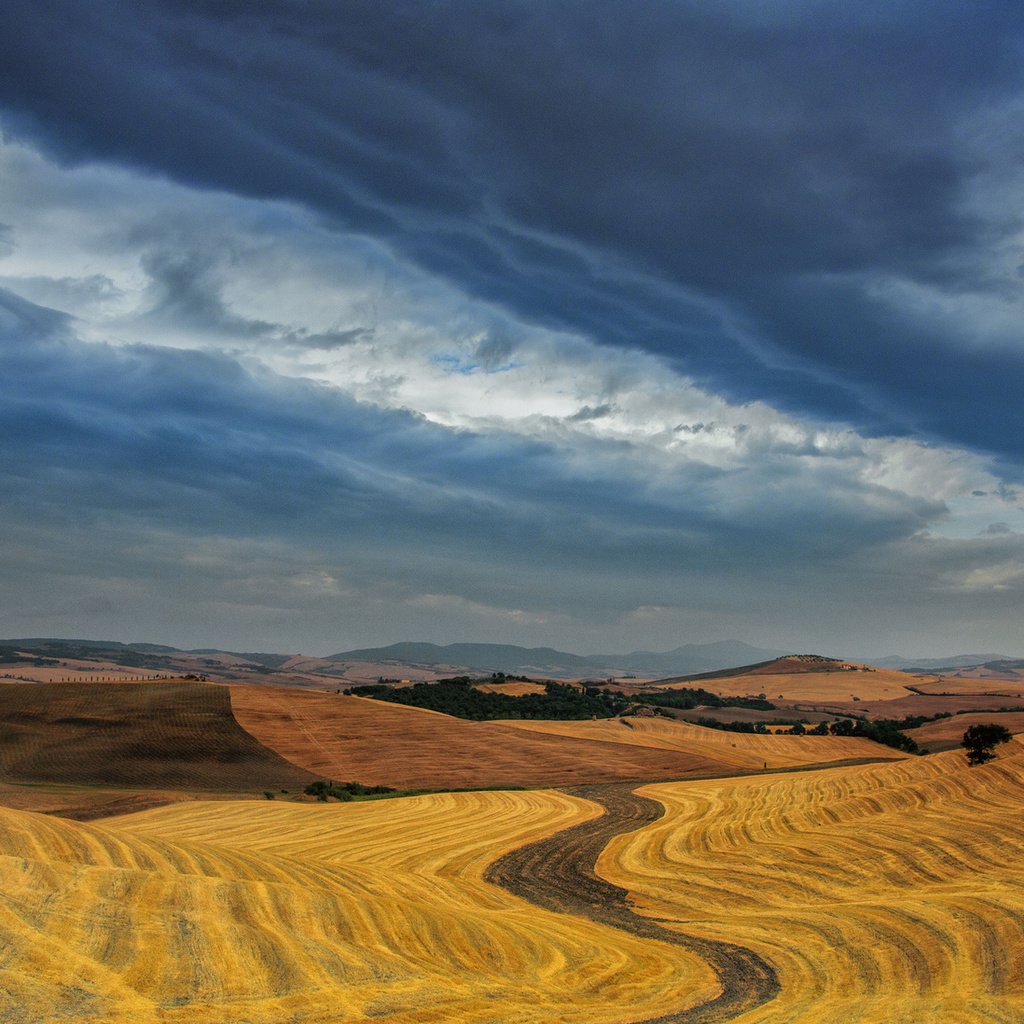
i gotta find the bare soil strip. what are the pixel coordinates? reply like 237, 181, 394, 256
486, 783, 779, 1024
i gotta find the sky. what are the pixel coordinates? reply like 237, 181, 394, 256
1, 1, 1023, 659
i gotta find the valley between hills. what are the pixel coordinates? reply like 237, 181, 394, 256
2, 639, 1024, 1022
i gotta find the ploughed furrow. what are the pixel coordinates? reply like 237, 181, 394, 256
486, 783, 779, 1024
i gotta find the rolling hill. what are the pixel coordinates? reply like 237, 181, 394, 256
0, 789, 717, 1023
228, 685, 745, 789
0, 682, 315, 794
602, 740, 1024, 1022
326, 639, 789, 678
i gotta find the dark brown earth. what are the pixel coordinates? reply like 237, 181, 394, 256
486, 784, 779, 1023
0, 682, 316, 794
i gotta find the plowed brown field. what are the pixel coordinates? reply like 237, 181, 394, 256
0, 683, 315, 793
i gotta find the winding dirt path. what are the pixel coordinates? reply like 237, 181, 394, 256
486, 784, 779, 1024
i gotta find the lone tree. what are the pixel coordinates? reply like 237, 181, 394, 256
962, 723, 1012, 766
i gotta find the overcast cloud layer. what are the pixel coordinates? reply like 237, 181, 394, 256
1, 1, 1022, 657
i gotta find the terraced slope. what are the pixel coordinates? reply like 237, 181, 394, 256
229, 686, 742, 788
0, 791, 717, 1023
0, 682, 315, 792
599, 739, 1024, 1023
496, 716, 904, 770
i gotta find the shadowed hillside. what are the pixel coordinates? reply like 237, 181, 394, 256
0, 682, 315, 792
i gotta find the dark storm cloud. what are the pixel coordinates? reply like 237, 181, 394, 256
3, 1, 1023, 463
0, 287, 938, 591
138, 246, 277, 338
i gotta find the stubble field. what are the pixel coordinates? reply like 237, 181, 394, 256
495, 715, 904, 770
0, 789, 716, 1023
2, 671, 1023, 1023
601, 739, 1024, 1023
3, 738, 1023, 1022
229, 686, 750, 788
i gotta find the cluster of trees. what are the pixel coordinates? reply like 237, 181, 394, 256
689, 717, 776, 734
347, 678, 631, 721
683, 715, 920, 753
633, 688, 776, 711
827, 717, 920, 754
304, 780, 394, 802
0, 646, 58, 667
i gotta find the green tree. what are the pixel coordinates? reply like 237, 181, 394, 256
962, 723, 1012, 766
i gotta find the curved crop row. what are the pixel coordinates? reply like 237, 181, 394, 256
600, 740, 1024, 1023
0, 789, 715, 1023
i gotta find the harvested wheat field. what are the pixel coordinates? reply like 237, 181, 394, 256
0, 682, 315, 794
0, 789, 718, 1023
656, 667, 918, 702
496, 716, 904, 770
229, 685, 749, 789
909, 677, 1024, 697
599, 738, 1024, 1023
799, 692, 1024, 721
907, 711, 1024, 752
473, 680, 548, 696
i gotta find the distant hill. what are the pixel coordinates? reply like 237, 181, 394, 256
327, 640, 790, 679
867, 653, 1018, 671
650, 654, 867, 686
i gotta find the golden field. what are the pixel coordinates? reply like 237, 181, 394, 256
229, 685, 751, 787
5, 739, 1022, 1024
908, 711, 1024, 752
496, 714, 904, 770
656, 666, 922, 702
0, 789, 716, 1023
909, 677, 1024, 697
4, 685, 1024, 1022
601, 738, 1024, 1023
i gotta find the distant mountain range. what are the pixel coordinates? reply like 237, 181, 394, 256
6, 637, 1023, 683
326, 640, 792, 679
865, 653, 1023, 672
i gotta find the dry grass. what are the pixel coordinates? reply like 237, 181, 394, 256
495, 716, 905, 770
907, 712, 1024, 752
472, 681, 548, 696
0, 790, 717, 1023
910, 677, 1024, 697
656, 667, 918, 702
599, 739, 1024, 1023
229, 685, 746, 788
0, 657, 173, 684
798, 692, 1024, 720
